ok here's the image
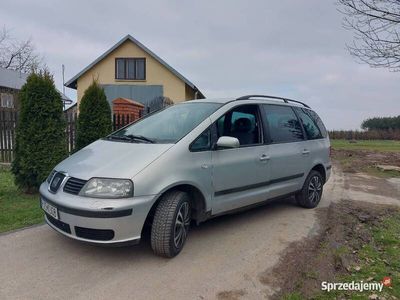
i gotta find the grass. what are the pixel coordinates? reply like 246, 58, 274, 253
331, 139, 400, 152
320, 213, 399, 299
0, 169, 43, 233
284, 212, 400, 300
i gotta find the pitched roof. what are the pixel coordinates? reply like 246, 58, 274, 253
112, 97, 145, 108
0, 66, 27, 90
0, 66, 72, 103
65, 35, 204, 98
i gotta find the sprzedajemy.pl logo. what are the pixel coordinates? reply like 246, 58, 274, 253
321, 277, 391, 293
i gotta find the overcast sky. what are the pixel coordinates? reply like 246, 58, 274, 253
1, 0, 399, 129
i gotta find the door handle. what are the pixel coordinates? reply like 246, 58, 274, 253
201, 164, 209, 169
302, 149, 310, 155
259, 154, 270, 161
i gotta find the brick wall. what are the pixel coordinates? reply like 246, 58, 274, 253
112, 97, 144, 128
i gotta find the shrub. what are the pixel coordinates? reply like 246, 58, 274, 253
76, 81, 112, 150
12, 71, 67, 193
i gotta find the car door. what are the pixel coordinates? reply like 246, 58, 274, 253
293, 107, 329, 173
211, 104, 270, 214
261, 104, 306, 198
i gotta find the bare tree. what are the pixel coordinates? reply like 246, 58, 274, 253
0, 27, 42, 73
338, 0, 400, 71
147, 96, 173, 113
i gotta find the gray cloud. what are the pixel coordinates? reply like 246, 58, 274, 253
1, 0, 399, 129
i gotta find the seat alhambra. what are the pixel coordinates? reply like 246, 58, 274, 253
40, 95, 331, 257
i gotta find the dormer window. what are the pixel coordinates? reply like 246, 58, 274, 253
115, 58, 146, 80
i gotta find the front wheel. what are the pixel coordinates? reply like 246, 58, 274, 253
151, 191, 191, 258
296, 170, 323, 208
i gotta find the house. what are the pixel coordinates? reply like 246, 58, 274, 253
65, 35, 205, 116
0, 67, 72, 110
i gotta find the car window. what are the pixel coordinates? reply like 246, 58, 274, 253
304, 109, 327, 138
111, 103, 221, 144
216, 105, 262, 146
216, 115, 225, 137
190, 128, 211, 151
294, 108, 323, 140
262, 104, 304, 143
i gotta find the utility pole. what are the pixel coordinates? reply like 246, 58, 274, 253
62, 64, 65, 110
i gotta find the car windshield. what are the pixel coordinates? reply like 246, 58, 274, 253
109, 102, 222, 144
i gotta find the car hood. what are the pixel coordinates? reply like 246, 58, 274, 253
55, 139, 173, 180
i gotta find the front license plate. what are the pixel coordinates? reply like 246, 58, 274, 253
41, 198, 58, 220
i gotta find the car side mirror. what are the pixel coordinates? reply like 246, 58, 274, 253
216, 136, 240, 149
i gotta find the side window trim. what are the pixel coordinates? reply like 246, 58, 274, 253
260, 104, 272, 144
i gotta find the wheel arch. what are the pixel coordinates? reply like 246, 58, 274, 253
144, 183, 209, 229
310, 163, 326, 183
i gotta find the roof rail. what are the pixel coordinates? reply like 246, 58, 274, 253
236, 95, 310, 108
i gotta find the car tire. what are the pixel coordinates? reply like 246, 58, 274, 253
296, 170, 324, 208
151, 191, 191, 258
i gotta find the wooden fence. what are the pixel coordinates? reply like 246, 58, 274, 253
66, 112, 77, 154
0, 109, 18, 163
0, 111, 138, 163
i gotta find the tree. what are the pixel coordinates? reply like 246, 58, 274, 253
361, 115, 400, 130
76, 81, 112, 150
338, 0, 400, 71
12, 71, 67, 193
147, 96, 173, 113
0, 26, 42, 73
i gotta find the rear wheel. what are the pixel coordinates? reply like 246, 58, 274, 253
151, 191, 191, 258
296, 170, 323, 208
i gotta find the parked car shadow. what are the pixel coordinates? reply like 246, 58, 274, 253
49, 195, 303, 260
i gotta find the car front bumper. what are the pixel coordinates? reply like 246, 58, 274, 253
39, 183, 157, 245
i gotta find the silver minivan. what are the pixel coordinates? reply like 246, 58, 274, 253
40, 95, 331, 257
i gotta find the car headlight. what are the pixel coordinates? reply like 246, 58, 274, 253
79, 178, 133, 198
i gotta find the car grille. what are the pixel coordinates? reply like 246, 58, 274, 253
75, 226, 114, 241
63, 177, 87, 195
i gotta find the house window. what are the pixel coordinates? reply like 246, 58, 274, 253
115, 58, 146, 80
0, 93, 14, 108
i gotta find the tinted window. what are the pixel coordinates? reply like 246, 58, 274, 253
262, 105, 303, 143
305, 109, 327, 138
190, 128, 211, 151
112, 103, 221, 143
295, 108, 323, 140
216, 105, 261, 146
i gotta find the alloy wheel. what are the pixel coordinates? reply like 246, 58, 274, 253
308, 175, 322, 204
173, 202, 190, 249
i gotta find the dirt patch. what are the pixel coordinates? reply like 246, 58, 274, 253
260, 200, 399, 299
332, 149, 400, 174
216, 289, 247, 300
344, 172, 400, 199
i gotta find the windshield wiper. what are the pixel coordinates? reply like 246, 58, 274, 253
107, 134, 155, 143
126, 134, 155, 143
